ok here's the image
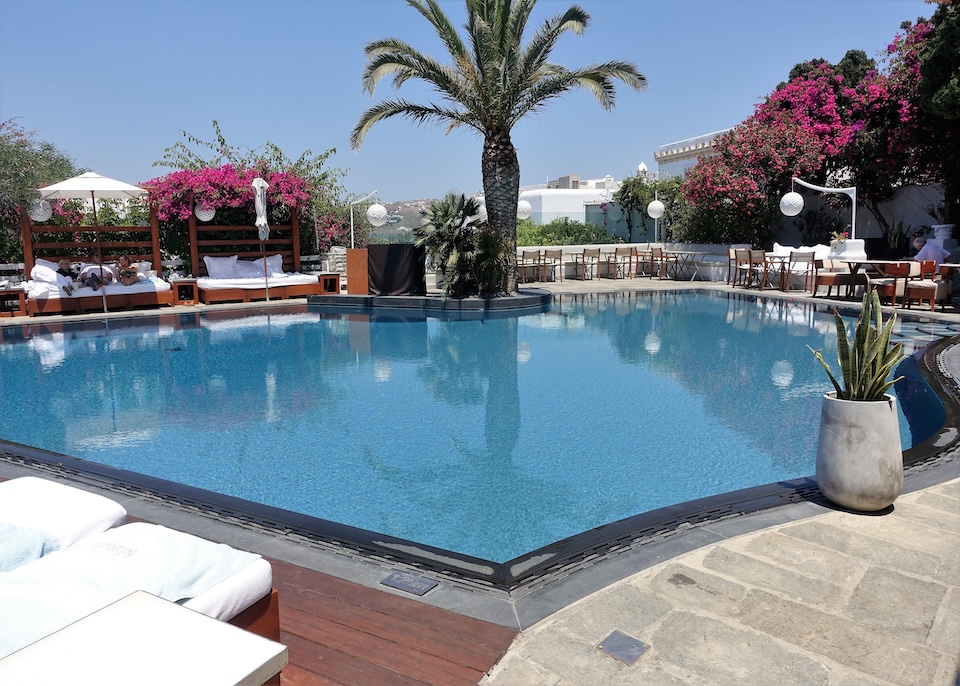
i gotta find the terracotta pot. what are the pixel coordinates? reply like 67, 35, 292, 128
815, 392, 903, 511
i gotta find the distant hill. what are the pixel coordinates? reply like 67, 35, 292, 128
380, 198, 435, 230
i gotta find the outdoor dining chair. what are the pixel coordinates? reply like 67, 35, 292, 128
904, 260, 948, 311
783, 251, 816, 292
519, 250, 542, 283
541, 249, 563, 282
573, 248, 601, 280
869, 261, 913, 307
605, 246, 635, 279
649, 247, 676, 279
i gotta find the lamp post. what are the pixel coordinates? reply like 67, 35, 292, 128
779, 177, 857, 239
349, 190, 388, 249
639, 163, 669, 242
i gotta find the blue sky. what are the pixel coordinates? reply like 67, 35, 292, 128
0, 0, 932, 203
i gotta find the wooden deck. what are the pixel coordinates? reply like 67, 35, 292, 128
270, 559, 518, 685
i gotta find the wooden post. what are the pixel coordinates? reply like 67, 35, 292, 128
291, 205, 301, 273
20, 211, 35, 273
346, 248, 368, 294
188, 194, 199, 277
149, 203, 163, 278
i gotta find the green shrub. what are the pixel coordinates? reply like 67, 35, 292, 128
517, 217, 617, 246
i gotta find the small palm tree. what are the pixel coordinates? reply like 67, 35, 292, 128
416, 192, 509, 297
350, 0, 647, 291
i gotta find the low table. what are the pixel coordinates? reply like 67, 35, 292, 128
0, 287, 26, 317
172, 278, 199, 306
0, 590, 288, 685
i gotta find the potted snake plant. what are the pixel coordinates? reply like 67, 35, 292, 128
808, 291, 906, 511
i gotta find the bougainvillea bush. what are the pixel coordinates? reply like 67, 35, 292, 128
143, 164, 310, 222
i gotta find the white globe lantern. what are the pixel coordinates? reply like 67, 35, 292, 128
770, 360, 794, 388
644, 332, 661, 355
646, 199, 665, 219
27, 199, 53, 222
366, 203, 388, 227
779, 191, 804, 217
516, 200, 532, 220
194, 203, 216, 222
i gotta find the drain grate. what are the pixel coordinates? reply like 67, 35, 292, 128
598, 630, 649, 664
380, 571, 439, 596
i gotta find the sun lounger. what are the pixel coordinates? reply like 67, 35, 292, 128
0, 522, 274, 659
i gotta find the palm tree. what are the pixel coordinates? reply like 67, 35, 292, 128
350, 0, 647, 291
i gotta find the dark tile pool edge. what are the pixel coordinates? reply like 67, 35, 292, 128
308, 289, 553, 313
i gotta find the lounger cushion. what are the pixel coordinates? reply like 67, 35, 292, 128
29, 264, 60, 285
34, 257, 60, 272
234, 259, 262, 278
204, 255, 238, 279
0, 477, 127, 570
0, 522, 261, 658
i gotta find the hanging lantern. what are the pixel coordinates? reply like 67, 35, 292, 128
779, 191, 804, 217
27, 199, 53, 222
516, 200, 532, 220
367, 203, 388, 227
194, 203, 216, 222
646, 199, 665, 219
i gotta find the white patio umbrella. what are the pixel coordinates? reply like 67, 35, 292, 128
37, 172, 147, 313
252, 177, 271, 304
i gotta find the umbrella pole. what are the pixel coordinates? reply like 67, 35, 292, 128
92, 192, 107, 314
261, 241, 270, 306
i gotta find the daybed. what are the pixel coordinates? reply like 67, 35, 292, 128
187, 205, 340, 304
0, 477, 281, 674
19, 212, 174, 315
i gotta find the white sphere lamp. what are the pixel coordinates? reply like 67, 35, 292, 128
27, 199, 53, 222
644, 332, 661, 355
194, 203, 216, 222
646, 199, 665, 219
366, 203, 388, 227
779, 191, 804, 217
516, 200, 532, 220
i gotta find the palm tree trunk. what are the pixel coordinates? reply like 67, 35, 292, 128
482, 129, 521, 293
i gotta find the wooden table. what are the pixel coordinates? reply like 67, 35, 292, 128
0, 590, 288, 686
0, 287, 26, 317
665, 251, 709, 281
172, 278, 199, 305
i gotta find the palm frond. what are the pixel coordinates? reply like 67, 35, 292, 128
351, 100, 478, 149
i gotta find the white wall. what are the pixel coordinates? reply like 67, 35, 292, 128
519, 188, 608, 225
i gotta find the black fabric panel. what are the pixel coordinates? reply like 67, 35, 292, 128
367, 244, 426, 296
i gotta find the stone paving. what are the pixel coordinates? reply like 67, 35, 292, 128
482, 478, 960, 686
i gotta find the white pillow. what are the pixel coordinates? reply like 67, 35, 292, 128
136, 261, 152, 273
265, 254, 285, 276
35, 258, 60, 272
234, 260, 262, 278
203, 255, 238, 279
80, 263, 115, 279
30, 264, 59, 284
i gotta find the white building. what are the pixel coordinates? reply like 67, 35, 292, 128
517, 174, 619, 225
653, 129, 730, 178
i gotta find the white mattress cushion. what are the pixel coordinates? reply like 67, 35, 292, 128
197, 273, 318, 290
0, 477, 126, 550
0, 522, 263, 658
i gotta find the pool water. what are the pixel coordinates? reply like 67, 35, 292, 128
0, 292, 949, 563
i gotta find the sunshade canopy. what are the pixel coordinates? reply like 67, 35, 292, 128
38, 172, 146, 201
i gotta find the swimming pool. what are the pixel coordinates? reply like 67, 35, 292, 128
0, 291, 950, 566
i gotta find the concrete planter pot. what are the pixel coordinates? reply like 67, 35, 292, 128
815, 392, 903, 511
